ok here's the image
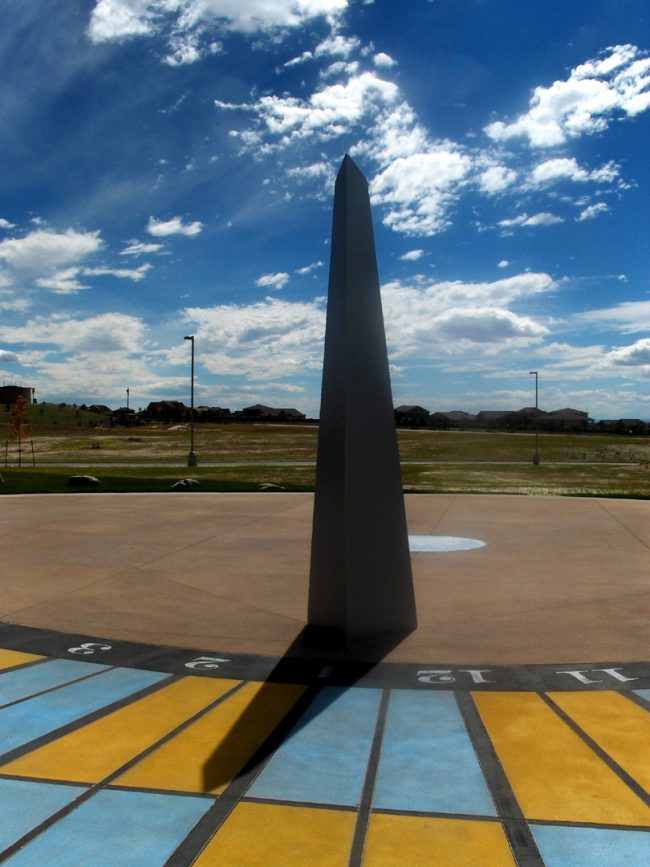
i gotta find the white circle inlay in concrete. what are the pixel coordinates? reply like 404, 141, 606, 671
408, 535, 486, 552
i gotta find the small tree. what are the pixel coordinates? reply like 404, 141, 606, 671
10, 395, 30, 468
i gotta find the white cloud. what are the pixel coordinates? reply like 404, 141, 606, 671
499, 212, 564, 228
0, 228, 102, 270
120, 241, 163, 255
19, 351, 173, 405
380, 272, 555, 357
373, 52, 396, 68
359, 100, 429, 163
35, 263, 151, 294
88, 0, 348, 61
184, 297, 326, 379
576, 202, 609, 221
431, 307, 549, 343
284, 51, 313, 68
497, 260, 510, 269
164, 31, 223, 66
0, 349, 19, 362
485, 44, 650, 147
319, 60, 359, 80
296, 261, 324, 275
88, 0, 156, 42
147, 216, 203, 236
383, 271, 555, 310
314, 34, 360, 58
574, 300, 650, 334
400, 249, 424, 261
0, 312, 147, 353
0, 297, 30, 313
84, 264, 152, 281
224, 71, 399, 145
533, 342, 608, 372
255, 272, 290, 290
0, 218, 16, 230
529, 157, 619, 186
607, 338, 650, 366
35, 268, 89, 294
370, 150, 471, 235
218, 42, 642, 241
286, 161, 331, 180
478, 164, 517, 194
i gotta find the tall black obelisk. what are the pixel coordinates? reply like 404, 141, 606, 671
308, 155, 417, 640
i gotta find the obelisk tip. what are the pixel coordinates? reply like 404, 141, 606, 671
337, 153, 366, 186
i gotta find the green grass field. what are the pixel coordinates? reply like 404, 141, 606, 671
2, 403, 649, 497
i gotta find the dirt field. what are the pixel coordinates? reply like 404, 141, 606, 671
2, 411, 649, 497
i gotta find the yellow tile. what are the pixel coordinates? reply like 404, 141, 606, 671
115, 680, 305, 794
473, 692, 650, 826
1, 676, 240, 783
195, 802, 355, 866
548, 690, 650, 792
0, 649, 44, 671
363, 814, 515, 867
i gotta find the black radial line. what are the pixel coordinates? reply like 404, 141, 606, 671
372, 807, 500, 823
540, 692, 650, 807
242, 795, 358, 813
623, 690, 650, 711
528, 817, 650, 833
0, 664, 121, 711
0, 772, 85, 789
595, 499, 650, 550
0, 673, 178, 766
164, 682, 323, 866
455, 692, 544, 867
0, 656, 51, 676
0, 679, 246, 862
347, 688, 390, 867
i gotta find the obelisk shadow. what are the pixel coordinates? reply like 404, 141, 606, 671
201, 624, 410, 793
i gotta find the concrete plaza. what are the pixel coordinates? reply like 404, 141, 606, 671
1, 493, 648, 663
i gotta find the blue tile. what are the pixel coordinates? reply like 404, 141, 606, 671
248, 686, 381, 806
0, 667, 169, 756
531, 823, 650, 867
372, 690, 496, 815
633, 689, 650, 704
0, 660, 110, 708
0, 778, 86, 852
3, 788, 213, 866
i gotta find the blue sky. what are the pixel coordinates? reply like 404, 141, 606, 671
0, 0, 648, 419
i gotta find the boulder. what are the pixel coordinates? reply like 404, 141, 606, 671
68, 475, 100, 488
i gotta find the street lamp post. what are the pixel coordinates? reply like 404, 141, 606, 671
184, 335, 198, 467
529, 370, 540, 465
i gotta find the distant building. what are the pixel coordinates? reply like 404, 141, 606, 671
195, 406, 231, 422
474, 410, 512, 429
0, 385, 34, 407
497, 406, 547, 431
596, 418, 649, 435
237, 404, 306, 421
395, 405, 430, 426
144, 400, 190, 421
539, 408, 591, 432
434, 411, 477, 429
